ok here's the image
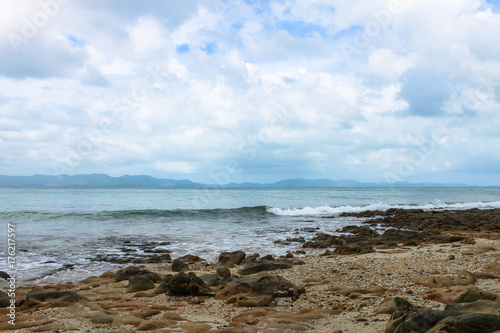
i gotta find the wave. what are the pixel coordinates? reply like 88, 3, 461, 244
1, 205, 272, 221
267, 201, 500, 216
3, 201, 500, 221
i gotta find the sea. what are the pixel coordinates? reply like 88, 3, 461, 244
1, 186, 500, 285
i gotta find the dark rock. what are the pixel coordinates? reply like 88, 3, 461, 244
390, 311, 500, 333
339, 225, 379, 237
200, 274, 222, 287
172, 258, 190, 272
178, 254, 205, 264
426, 312, 500, 332
445, 299, 500, 315
154, 272, 212, 296
238, 259, 295, 275
26, 291, 88, 303
333, 243, 374, 255
0, 290, 11, 307
219, 251, 246, 266
127, 275, 156, 293
241, 253, 260, 265
216, 267, 231, 278
0, 271, 10, 280
114, 266, 162, 283
215, 274, 303, 307
114, 266, 141, 282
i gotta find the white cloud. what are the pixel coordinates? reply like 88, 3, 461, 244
0, 0, 499, 184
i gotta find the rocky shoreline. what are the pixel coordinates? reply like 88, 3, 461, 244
1, 208, 500, 332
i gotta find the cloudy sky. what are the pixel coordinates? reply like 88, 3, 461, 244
1, 0, 499, 185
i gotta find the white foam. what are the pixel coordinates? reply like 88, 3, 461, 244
268, 201, 500, 216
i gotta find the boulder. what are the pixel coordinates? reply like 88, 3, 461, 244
445, 299, 500, 315
215, 275, 304, 307
422, 286, 496, 304
389, 311, 500, 333
114, 266, 141, 282
238, 259, 295, 275
154, 272, 212, 296
219, 251, 246, 266
127, 276, 156, 293
0, 290, 11, 307
216, 267, 231, 278
172, 259, 190, 272
26, 291, 88, 304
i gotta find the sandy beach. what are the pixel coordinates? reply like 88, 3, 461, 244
1, 208, 500, 332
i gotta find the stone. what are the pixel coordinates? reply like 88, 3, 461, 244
127, 275, 156, 293
219, 250, 246, 266
26, 290, 88, 304
393, 311, 500, 333
114, 266, 141, 282
172, 259, 190, 272
216, 274, 303, 306
411, 270, 476, 288
155, 272, 212, 296
445, 299, 500, 315
0, 271, 10, 280
216, 267, 231, 278
0, 290, 11, 308
376, 297, 414, 315
238, 259, 295, 275
423, 286, 496, 304
199, 273, 222, 287
178, 254, 205, 264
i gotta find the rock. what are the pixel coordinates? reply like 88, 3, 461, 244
0, 271, 10, 280
238, 259, 295, 275
216, 275, 303, 307
199, 273, 222, 287
178, 254, 205, 264
339, 225, 379, 237
26, 290, 88, 304
411, 270, 476, 288
111, 314, 145, 327
172, 259, 190, 272
235, 295, 274, 307
228, 308, 340, 331
216, 267, 231, 278
387, 309, 463, 333
329, 286, 386, 297
127, 276, 156, 293
376, 297, 414, 315
137, 320, 169, 331
219, 250, 246, 266
182, 323, 213, 332
0, 290, 11, 307
445, 299, 500, 315
114, 266, 141, 282
333, 243, 374, 255
389, 311, 500, 333
154, 272, 212, 296
423, 286, 496, 304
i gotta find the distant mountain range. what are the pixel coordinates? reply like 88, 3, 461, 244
0, 174, 474, 188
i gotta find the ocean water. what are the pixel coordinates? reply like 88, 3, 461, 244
1, 187, 500, 284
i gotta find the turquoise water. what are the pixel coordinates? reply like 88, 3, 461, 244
1, 187, 499, 284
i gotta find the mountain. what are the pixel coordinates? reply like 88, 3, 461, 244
0, 174, 198, 187
0, 174, 473, 187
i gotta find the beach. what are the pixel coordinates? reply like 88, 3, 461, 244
1, 207, 500, 332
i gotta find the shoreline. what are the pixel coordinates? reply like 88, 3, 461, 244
1, 208, 500, 332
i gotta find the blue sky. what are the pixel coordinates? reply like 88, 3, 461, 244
1, 0, 500, 185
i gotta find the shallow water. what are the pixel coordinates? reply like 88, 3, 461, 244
1, 187, 499, 284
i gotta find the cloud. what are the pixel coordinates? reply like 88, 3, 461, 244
0, 0, 499, 185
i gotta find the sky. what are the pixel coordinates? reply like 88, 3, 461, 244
1, 0, 500, 185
